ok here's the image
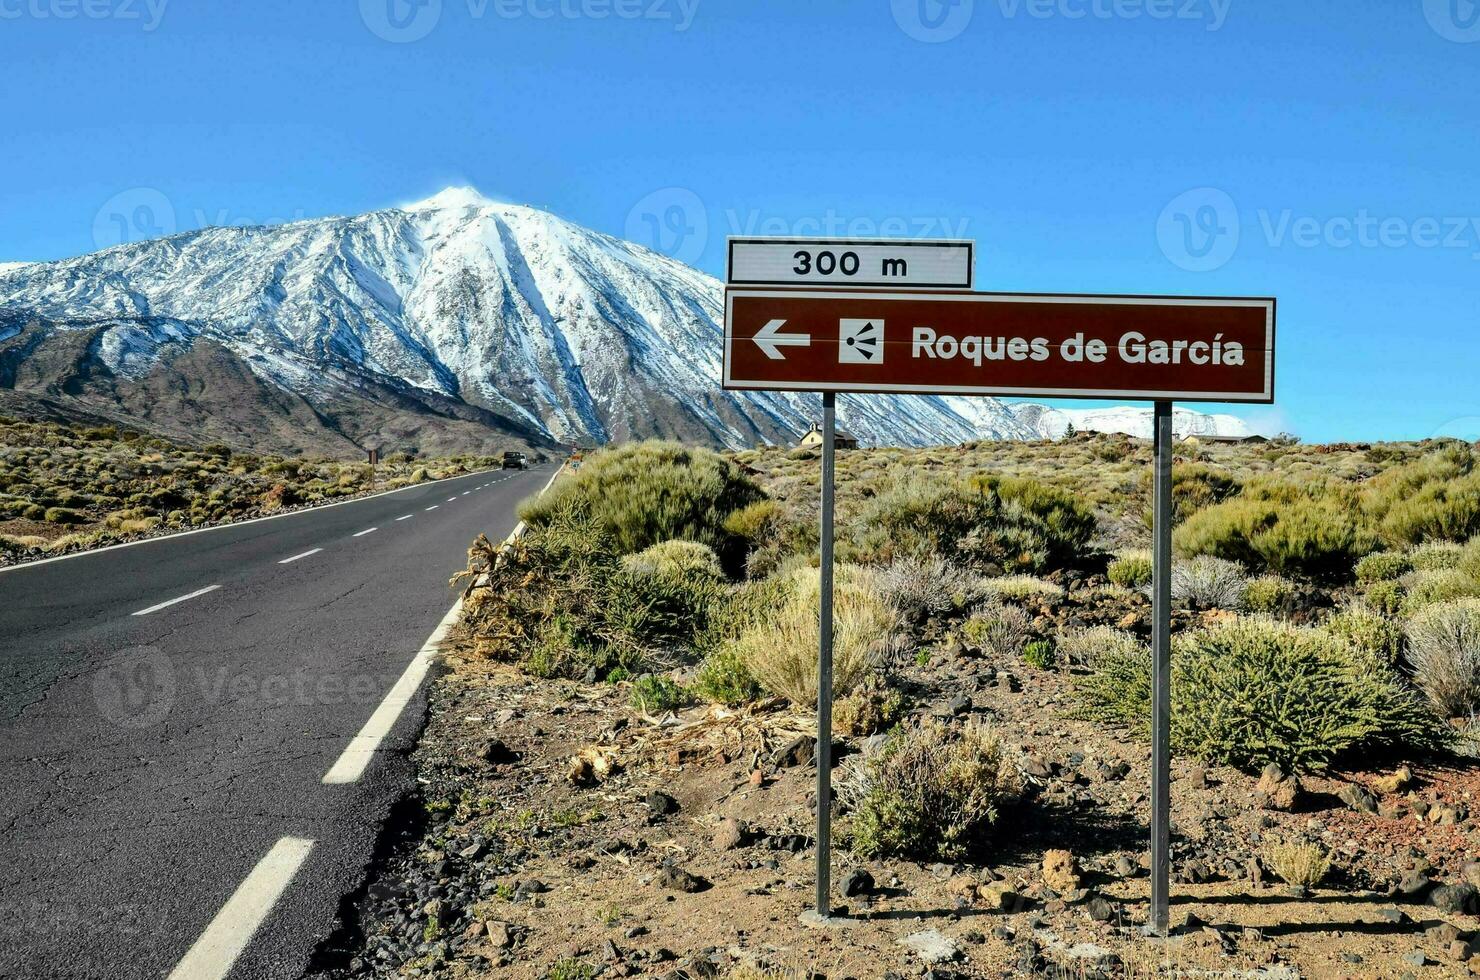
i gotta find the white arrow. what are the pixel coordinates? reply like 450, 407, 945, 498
752, 319, 811, 360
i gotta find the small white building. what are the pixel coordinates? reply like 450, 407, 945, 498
796, 423, 859, 451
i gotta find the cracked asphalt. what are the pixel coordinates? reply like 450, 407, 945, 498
0, 464, 555, 979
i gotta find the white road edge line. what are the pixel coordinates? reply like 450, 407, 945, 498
131, 585, 221, 617
278, 548, 323, 565
166, 836, 315, 980
321, 600, 460, 785
395, 514, 413, 521
322, 461, 566, 786
0, 467, 508, 575
353, 527, 378, 537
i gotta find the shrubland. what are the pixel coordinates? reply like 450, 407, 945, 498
457, 433, 1480, 869
0, 415, 503, 563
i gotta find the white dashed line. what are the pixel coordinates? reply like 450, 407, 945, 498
278, 548, 323, 565
425, 505, 438, 511
353, 527, 378, 537
166, 836, 315, 980
131, 585, 221, 617
395, 514, 413, 521
447, 497, 457, 502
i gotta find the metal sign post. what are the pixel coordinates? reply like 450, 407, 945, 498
1150, 401, 1173, 935
814, 391, 837, 920
720, 235, 1275, 932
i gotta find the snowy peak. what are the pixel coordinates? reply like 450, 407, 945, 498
0, 188, 1258, 452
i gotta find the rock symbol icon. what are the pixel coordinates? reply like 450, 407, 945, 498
839, 319, 884, 364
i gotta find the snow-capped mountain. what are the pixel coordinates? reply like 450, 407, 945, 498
0, 188, 1253, 453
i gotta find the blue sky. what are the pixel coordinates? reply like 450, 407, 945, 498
1, 0, 1476, 441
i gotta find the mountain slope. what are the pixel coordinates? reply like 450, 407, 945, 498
0, 188, 1252, 453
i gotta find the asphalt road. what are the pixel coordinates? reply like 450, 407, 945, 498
0, 463, 556, 980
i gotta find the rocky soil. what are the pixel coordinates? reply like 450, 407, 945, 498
306, 579, 1480, 980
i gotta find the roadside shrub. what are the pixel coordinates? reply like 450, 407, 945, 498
1022, 639, 1056, 670
1243, 575, 1299, 616
621, 539, 725, 582
1172, 617, 1445, 772
1401, 569, 1480, 613
1107, 549, 1153, 588
961, 602, 1032, 657
834, 679, 907, 736
628, 675, 691, 714
1355, 551, 1411, 583
42, 506, 87, 524
731, 565, 901, 707
855, 475, 1093, 573
1323, 602, 1403, 666
1263, 841, 1330, 890
1174, 481, 1378, 580
1405, 599, 1480, 716
1058, 625, 1143, 669
1171, 556, 1248, 609
691, 645, 762, 706
876, 555, 978, 624
1378, 471, 1480, 546
1364, 579, 1407, 617
521, 441, 764, 565
1409, 541, 1464, 572
849, 720, 1023, 861
1071, 631, 1152, 729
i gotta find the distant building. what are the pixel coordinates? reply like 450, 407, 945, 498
1182, 433, 1269, 445
797, 423, 859, 451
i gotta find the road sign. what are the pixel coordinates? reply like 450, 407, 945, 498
727, 238, 973, 290
724, 289, 1275, 403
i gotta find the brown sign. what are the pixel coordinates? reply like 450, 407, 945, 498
723, 289, 1275, 403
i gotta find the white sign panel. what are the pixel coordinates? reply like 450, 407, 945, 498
727, 237, 973, 290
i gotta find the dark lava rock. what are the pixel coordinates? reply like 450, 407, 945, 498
1428, 882, 1477, 914
841, 867, 875, 897
774, 735, 813, 768
646, 790, 680, 816
657, 865, 710, 893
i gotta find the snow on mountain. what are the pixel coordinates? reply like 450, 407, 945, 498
0, 188, 1254, 450
1006, 403, 1253, 441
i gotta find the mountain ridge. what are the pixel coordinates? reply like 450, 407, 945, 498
0, 188, 1253, 454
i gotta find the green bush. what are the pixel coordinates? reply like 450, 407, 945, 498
42, 506, 87, 525
1171, 617, 1445, 772
833, 679, 908, 736
1364, 579, 1407, 617
1244, 575, 1299, 616
1355, 551, 1411, 583
1323, 602, 1403, 666
691, 645, 762, 706
1174, 481, 1378, 580
1404, 599, 1480, 717
628, 676, 691, 714
1070, 630, 1152, 728
521, 441, 763, 567
849, 720, 1023, 861
1022, 638, 1056, 670
979, 574, 1063, 604
1107, 549, 1153, 588
1409, 541, 1465, 572
854, 475, 1093, 573
1401, 569, 1480, 613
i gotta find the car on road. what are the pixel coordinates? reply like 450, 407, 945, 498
502, 451, 528, 470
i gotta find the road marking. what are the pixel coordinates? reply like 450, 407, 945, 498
322, 462, 567, 785
447, 496, 457, 502
322, 600, 461, 785
353, 527, 378, 537
278, 548, 323, 565
0, 467, 507, 575
131, 585, 221, 617
166, 836, 315, 980
461, 491, 470, 496
395, 514, 413, 521
425, 505, 438, 511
